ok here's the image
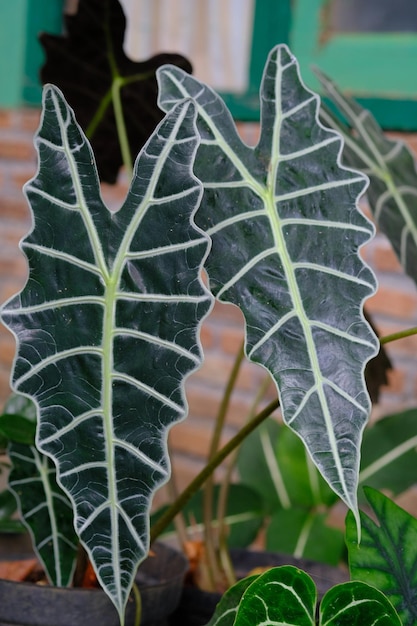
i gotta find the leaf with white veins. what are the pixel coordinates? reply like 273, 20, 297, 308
1, 86, 212, 618
157, 44, 378, 520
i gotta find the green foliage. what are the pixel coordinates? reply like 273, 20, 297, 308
152, 484, 264, 549
206, 566, 401, 626
236, 411, 417, 566
3, 4, 417, 622
158, 45, 377, 522
1, 87, 211, 618
315, 68, 417, 288
346, 487, 417, 626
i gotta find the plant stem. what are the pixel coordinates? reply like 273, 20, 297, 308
380, 326, 417, 345
150, 397, 280, 543
216, 374, 273, 588
112, 76, 133, 177
85, 87, 113, 139
202, 341, 245, 588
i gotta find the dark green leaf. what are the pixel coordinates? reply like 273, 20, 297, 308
233, 566, 317, 626
40, 0, 192, 183
320, 581, 401, 625
205, 575, 259, 626
8, 442, 77, 586
1, 85, 211, 617
209, 567, 400, 626
316, 69, 417, 285
158, 45, 378, 521
0, 414, 36, 445
346, 486, 417, 626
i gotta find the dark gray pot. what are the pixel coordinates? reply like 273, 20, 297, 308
0, 542, 188, 626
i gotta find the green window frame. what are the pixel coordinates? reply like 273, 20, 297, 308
0, 0, 291, 116
291, 0, 417, 130
0, 0, 64, 107
220, 0, 291, 120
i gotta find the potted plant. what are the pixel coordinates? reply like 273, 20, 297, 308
1, 3, 417, 624
0, 37, 381, 623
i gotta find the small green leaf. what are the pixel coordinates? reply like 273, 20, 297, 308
233, 566, 317, 626
266, 509, 345, 566
8, 442, 78, 586
205, 575, 259, 626
4, 394, 37, 422
0, 414, 36, 445
0, 489, 18, 519
346, 486, 417, 626
237, 419, 288, 512
320, 581, 401, 625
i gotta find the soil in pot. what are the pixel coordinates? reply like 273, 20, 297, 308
0, 540, 188, 626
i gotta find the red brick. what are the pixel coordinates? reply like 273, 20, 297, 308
372, 240, 403, 274
0, 332, 15, 369
0, 139, 34, 161
220, 326, 244, 355
366, 286, 417, 321
18, 109, 41, 133
0, 111, 12, 129
0, 254, 27, 279
11, 169, 36, 191
169, 417, 221, 459
0, 196, 31, 221
199, 322, 215, 350
209, 300, 244, 326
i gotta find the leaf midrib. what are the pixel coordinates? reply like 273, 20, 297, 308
269, 52, 349, 505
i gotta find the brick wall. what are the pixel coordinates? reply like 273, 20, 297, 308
1, 108, 417, 498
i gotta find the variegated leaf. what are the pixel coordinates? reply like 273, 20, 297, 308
1, 86, 212, 618
157, 44, 378, 519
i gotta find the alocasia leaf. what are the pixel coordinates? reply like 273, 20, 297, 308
346, 486, 417, 626
158, 44, 378, 521
0, 394, 76, 584
1, 86, 212, 618
40, 0, 192, 183
315, 68, 417, 285
8, 442, 78, 587
209, 567, 400, 626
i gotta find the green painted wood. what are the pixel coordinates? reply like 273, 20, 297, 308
0, 1, 28, 107
0, 0, 63, 107
23, 0, 65, 104
291, 0, 417, 129
221, 0, 292, 121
